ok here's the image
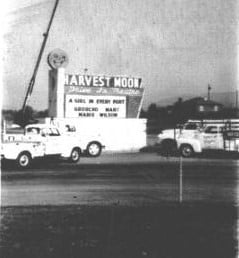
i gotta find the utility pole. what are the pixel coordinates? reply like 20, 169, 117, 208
22, 0, 60, 113
207, 84, 212, 101
236, 89, 238, 109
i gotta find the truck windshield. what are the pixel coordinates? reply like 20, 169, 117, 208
184, 123, 198, 130
41, 128, 60, 136
50, 128, 60, 136
26, 127, 40, 134
204, 126, 225, 134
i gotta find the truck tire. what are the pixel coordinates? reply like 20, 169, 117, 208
86, 142, 102, 157
17, 152, 32, 169
69, 148, 80, 163
180, 144, 194, 158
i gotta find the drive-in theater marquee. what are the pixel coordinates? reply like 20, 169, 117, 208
64, 74, 144, 118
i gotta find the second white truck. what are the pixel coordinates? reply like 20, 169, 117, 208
157, 120, 239, 157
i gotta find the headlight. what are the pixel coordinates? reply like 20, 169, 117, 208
156, 135, 163, 143
157, 133, 164, 139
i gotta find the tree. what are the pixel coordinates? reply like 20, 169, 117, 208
36, 109, 48, 118
147, 103, 158, 119
14, 106, 36, 127
139, 108, 147, 118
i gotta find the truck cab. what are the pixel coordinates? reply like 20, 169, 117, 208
157, 121, 202, 144
25, 125, 63, 155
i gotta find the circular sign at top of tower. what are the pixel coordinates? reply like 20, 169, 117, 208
47, 49, 69, 69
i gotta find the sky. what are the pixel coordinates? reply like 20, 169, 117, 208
2, 0, 239, 110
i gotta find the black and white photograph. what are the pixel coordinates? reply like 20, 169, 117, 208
1, 0, 239, 257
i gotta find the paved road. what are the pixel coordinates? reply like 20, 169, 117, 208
2, 153, 239, 206
1, 153, 239, 258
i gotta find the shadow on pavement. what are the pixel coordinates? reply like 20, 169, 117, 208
140, 145, 239, 160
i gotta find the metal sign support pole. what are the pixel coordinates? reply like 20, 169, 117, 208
136, 88, 145, 118
22, 0, 60, 113
179, 155, 183, 203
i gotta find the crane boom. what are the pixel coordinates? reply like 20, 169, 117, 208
22, 0, 59, 112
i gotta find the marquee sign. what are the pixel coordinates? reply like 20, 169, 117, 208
65, 74, 142, 89
61, 73, 144, 118
65, 95, 126, 118
47, 59, 144, 119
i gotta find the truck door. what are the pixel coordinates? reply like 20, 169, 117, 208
201, 126, 224, 150
41, 128, 61, 155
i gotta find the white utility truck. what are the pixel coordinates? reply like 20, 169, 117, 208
1, 124, 82, 168
157, 120, 239, 157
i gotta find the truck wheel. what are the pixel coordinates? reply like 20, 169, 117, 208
87, 142, 102, 157
180, 144, 194, 158
17, 152, 32, 169
69, 148, 80, 163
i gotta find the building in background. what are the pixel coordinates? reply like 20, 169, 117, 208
180, 97, 224, 117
